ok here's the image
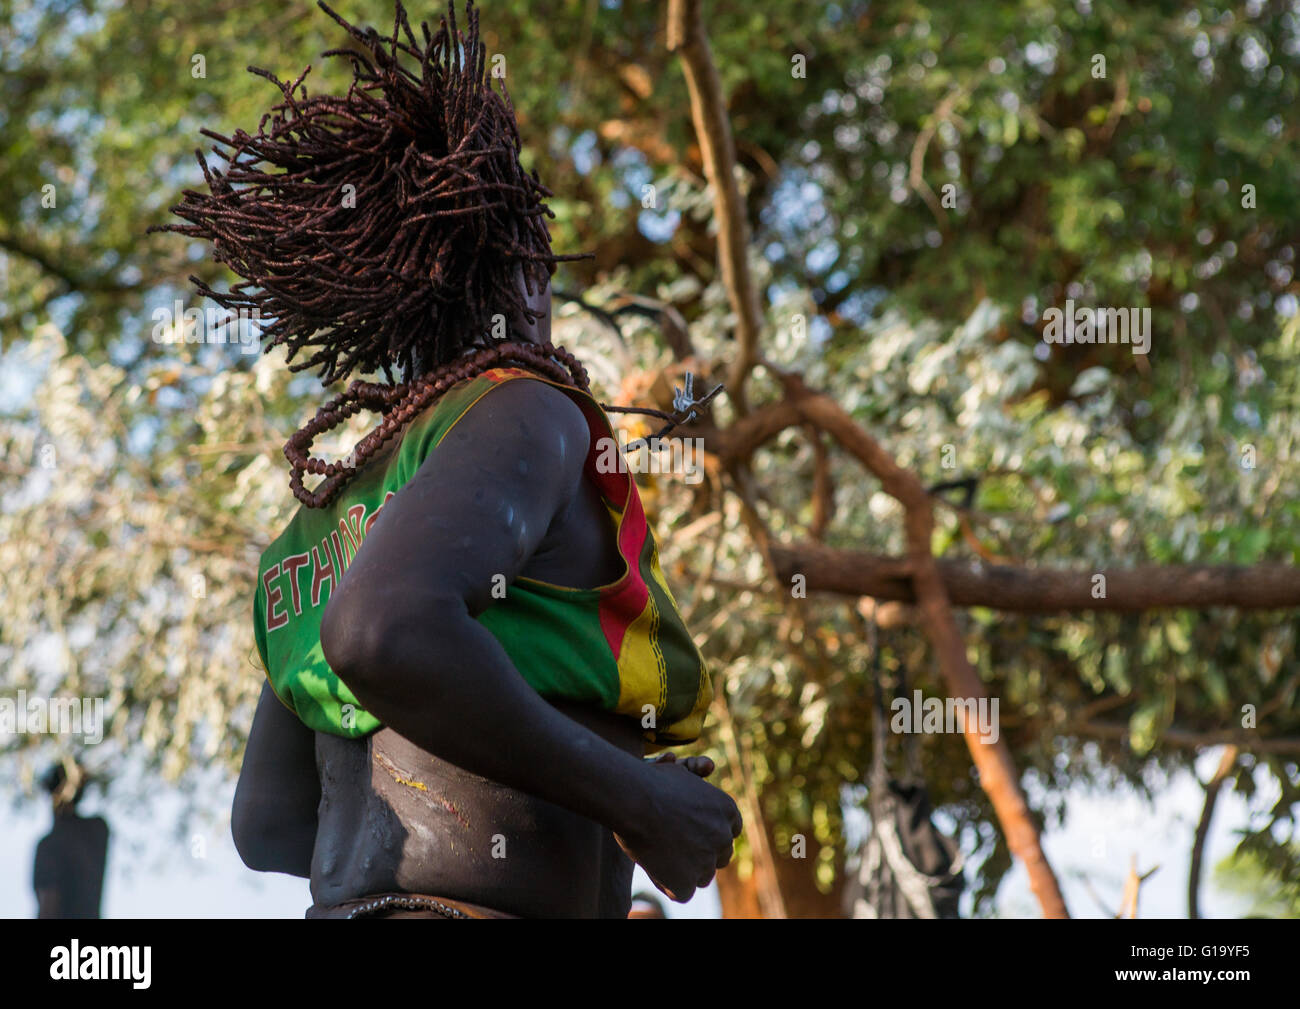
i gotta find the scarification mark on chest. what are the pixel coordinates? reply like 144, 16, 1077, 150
373, 750, 470, 829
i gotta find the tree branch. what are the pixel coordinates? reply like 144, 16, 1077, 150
0, 231, 136, 296
787, 389, 1071, 918
1071, 724, 1294, 755
664, 1, 1068, 917
666, 0, 763, 413
768, 541, 1300, 611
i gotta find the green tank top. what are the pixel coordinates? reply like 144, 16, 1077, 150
252, 366, 712, 746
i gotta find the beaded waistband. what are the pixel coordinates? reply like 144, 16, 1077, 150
306, 891, 518, 919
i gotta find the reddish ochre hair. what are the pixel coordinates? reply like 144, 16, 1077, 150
152, 0, 598, 506
155, 0, 588, 386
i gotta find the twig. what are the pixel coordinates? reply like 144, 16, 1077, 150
1189, 745, 1239, 919
603, 372, 724, 452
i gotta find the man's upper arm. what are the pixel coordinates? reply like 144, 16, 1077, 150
325, 377, 591, 655
232, 681, 320, 867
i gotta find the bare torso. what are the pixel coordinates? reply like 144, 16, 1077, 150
310, 702, 641, 917
308, 449, 641, 917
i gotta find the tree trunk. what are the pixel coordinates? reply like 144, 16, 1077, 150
716, 793, 846, 918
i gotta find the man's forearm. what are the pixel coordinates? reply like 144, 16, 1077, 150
335, 607, 654, 836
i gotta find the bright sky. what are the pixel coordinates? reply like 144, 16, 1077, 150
0, 749, 1261, 919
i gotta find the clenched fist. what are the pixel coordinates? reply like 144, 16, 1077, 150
614, 753, 743, 903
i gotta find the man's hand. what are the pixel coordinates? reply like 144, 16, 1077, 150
614, 753, 743, 903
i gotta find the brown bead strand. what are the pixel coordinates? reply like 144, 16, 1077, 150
283, 341, 591, 508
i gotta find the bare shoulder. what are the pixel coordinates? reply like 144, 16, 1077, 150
441, 371, 592, 461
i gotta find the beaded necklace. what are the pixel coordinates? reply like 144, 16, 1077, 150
283, 340, 590, 508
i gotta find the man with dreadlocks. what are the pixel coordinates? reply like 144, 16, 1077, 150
155, 0, 740, 919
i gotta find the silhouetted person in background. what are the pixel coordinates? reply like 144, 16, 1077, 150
32, 762, 108, 919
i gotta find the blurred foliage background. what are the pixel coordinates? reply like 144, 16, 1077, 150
1, 0, 1297, 915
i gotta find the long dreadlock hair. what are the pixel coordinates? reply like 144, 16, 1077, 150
152, 0, 599, 506
158, 0, 585, 384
